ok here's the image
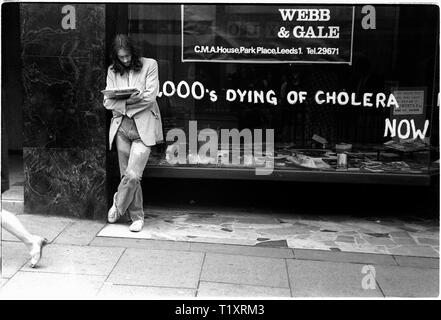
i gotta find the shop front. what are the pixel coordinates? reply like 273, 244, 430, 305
3, 3, 439, 220
111, 4, 439, 186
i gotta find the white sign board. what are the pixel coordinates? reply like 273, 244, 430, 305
392, 90, 425, 115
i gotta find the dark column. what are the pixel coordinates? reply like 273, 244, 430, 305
1, 110, 9, 193
2, 3, 22, 193
21, 3, 107, 219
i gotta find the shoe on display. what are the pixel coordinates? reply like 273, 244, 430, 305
129, 220, 144, 232
29, 237, 49, 268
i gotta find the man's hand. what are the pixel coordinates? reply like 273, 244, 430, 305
126, 91, 143, 105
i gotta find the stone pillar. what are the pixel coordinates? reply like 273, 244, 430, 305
21, 3, 107, 220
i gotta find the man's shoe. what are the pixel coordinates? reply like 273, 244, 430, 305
30, 237, 49, 268
129, 220, 144, 232
108, 193, 119, 223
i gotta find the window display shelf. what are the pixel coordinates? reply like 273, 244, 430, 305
143, 164, 438, 185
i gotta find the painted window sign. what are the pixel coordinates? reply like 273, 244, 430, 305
182, 5, 355, 64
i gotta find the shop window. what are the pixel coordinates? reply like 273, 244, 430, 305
123, 4, 439, 180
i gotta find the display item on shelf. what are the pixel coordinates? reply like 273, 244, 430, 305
337, 153, 348, 170
217, 150, 229, 164
335, 143, 352, 153
286, 153, 331, 169
384, 139, 428, 152
312, 134, 328, 148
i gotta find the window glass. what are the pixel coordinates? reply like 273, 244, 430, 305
128, 4, 439, 175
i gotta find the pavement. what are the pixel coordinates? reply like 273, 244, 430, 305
1, 153, 439, 298
0, 212, 439, 299
97, 206, 439, 257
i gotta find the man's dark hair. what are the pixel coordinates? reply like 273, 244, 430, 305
110, 34, 143, 75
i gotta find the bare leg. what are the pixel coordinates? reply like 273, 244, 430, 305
1, 209, 35, 246
1, 209, 48, 267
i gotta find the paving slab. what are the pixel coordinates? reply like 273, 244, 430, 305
293, 249, 397, 266
256, 226, 312, 236
391, 237, 418, 245
107, 248, 204, 289
97, 283, 196, 298
416, 238, 439, 246
1, 199, 24, 215
197, 281, 291, 297
184, 216, 233, 225
186, 236, 257, 246
97, 223, 172, 240
335, 235, 356, 243
364, 237, 396, 246
387, 245, 439, 258
1, 186, 23, 201
389, 231, 413, 238
375, 265, 439, 297
0, 271, 106, 299
255, 240, 289, 248
393, 256, 439, 269
90, 236, 191, 251
1, 214, 72, 242
54, 220, 106, 246
1, 241, 31, 278
21, 244, 125, 276
200, 253, 289, 288
231, 216, 279, 225
287, 260, 384, 297
287, 238, 331, 251
328, 242, 390, 255
190, 242, 294, 259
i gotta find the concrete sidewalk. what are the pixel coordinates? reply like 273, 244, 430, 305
0, 213, 439, 299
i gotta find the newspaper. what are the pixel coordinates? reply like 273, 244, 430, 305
101, 87, 140, 99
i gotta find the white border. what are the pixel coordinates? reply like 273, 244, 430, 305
181, 5, 355, 64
